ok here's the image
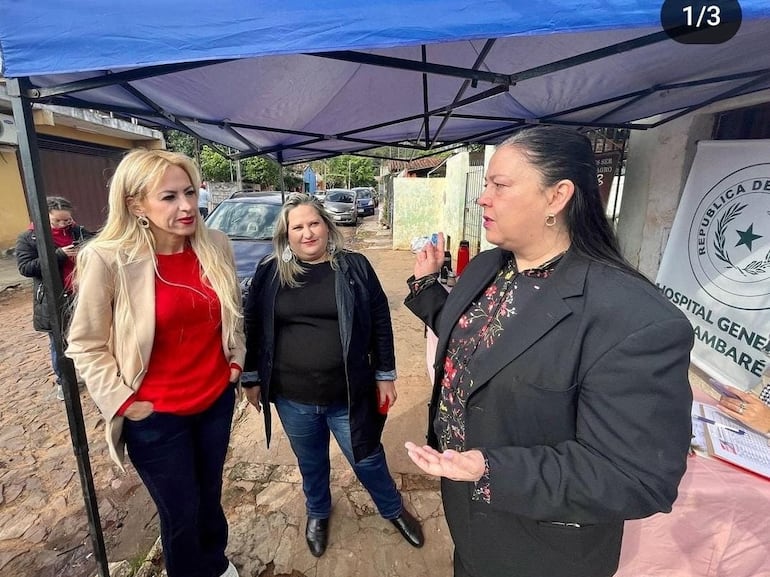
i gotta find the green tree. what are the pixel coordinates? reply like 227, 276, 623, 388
241, 157, 280, 188
325, 155, 377, 188
164, 130, 196, 157
200, 146, 232, 181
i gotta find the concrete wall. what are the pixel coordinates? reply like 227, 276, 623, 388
390, 150, 471, 252
0, 150, 27, 251
392, 178, 446, 250
36, 124, 160, 151
618, 89, 770, 280
443, 151, 469, 252
479, 145, 495, 253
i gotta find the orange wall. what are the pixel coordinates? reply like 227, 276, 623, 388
0, 149, 29, 250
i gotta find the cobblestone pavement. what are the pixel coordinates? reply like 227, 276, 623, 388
0, 283, 160, 576
0, 213, 456, 577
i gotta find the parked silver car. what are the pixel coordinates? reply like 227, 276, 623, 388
323, 189, 358, 226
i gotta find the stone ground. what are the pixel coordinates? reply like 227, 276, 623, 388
0, 297, 161, 574
0, 213, 455, 577
0, 215, 717, 577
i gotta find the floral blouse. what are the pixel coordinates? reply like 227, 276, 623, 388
438, 252, 564, 503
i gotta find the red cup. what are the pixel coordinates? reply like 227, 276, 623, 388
377, 390, 390, 414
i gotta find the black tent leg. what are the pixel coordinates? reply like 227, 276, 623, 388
8, 77, 110, 577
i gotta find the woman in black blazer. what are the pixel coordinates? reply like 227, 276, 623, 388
404, 126, 694, 577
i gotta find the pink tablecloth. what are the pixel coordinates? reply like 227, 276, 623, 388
425, 332, 770, 576
617, 388, 770, 577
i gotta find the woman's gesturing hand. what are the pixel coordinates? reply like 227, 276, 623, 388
414, 232, 445, 279
404, 441, 486, 482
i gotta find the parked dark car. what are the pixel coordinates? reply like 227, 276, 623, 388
322, 189, 358, 226
352, 187, 376, 217
205, 191, 282, 297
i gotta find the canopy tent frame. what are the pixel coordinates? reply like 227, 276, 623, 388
18, 58, 770, 167
4, 3, 770, 575
17, 26, 770, 165
7, 76, 111, 577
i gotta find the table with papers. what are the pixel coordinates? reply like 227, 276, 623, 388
616, 388, 770, 577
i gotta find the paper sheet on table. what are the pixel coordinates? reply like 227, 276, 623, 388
693, 401, 770, 479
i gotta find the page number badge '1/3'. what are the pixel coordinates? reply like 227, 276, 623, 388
661, 0, 742, 44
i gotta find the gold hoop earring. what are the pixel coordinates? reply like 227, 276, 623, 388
545, 214, 556, 227
137, 215, 150, 229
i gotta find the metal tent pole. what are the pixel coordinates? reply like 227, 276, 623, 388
278, 152, 286, 203
7, 77, 109, 577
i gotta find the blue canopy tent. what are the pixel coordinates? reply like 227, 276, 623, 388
2, 1, 770, 574
3, 1, 770, 163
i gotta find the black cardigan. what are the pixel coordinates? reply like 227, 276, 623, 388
243, 251, 397, 462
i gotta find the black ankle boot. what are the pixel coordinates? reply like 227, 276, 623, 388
390, 508, 424, 548
305, 516, 329, 557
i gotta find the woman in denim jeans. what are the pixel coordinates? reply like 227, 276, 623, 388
15, 196, 93, 400
67, 150, 245, 577
242, 193, 423, 557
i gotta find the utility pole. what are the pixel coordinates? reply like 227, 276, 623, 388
347, 159, 351, 188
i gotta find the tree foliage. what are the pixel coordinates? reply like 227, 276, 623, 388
324, 155, 377, 188
164, 129, 340, 190
241, 157, 280, 188
164, 130, 196, 157
199, 146, 232, 181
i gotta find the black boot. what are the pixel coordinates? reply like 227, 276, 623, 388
390, 508, 424, 548
305, 517, 329, 557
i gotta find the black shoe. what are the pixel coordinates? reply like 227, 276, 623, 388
390, 508, 424, 548
305, 517, 329, 557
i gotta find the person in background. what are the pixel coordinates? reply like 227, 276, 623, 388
403, 126, 693, 577
199, 180, 211, 218
242, 193, 423, 557
66, 150, 244, 577
16, 196, 93, 401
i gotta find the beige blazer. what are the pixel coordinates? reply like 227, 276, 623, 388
66, 229, 246, 467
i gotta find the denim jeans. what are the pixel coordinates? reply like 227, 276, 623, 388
123, 386, 235, 577
48, 332, 62, 385
274, 396, 402, 520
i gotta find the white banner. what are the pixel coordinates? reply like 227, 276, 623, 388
656, 140, 770, 390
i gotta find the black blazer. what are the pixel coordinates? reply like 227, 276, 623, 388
405, 249, 694, 577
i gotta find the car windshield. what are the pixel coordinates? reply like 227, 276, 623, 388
355, 190, 371, 199
327, 192, 354, 203
206, 201, 281, 240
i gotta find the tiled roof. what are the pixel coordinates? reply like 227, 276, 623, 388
386, 156, 446, 172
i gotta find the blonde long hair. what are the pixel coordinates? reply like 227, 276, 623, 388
270, 193, 345, 287
76, 149, 241, 346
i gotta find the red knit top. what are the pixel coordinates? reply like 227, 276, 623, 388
118, 246, 233, 416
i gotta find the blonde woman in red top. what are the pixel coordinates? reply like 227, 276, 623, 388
67, 150, 245, 577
